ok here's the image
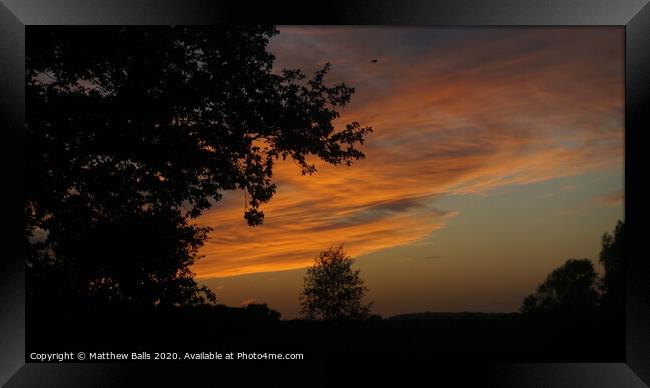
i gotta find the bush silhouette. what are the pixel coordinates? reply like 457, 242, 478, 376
300, 245, 373, 320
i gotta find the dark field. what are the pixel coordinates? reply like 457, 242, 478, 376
28, 305, 623, 362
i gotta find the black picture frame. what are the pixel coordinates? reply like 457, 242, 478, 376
1, 1, 648, 386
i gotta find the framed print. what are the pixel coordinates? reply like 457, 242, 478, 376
1, 1, 649, 386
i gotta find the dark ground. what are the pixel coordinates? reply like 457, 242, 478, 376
27, 304, 624, 362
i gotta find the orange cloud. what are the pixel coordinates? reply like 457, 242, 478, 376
192, 27, 623, 279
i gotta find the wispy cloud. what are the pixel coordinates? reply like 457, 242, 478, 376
594, 190, 624, 207
541, 184, 577, 198
192, 27, 623, 279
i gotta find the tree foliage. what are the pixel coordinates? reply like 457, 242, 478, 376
300, 245, 372, 320
599, 220, 624, 310
520, 220, 625, 316
26, 26, 372, 308
520, 258, 600, 314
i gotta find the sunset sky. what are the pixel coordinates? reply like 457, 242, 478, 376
193, 27, 624, 319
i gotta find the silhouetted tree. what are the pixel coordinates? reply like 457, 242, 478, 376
26, 26, 372, 309
520, 258, 600, 314
599, 221, 624, 311
300, 245, 372, 320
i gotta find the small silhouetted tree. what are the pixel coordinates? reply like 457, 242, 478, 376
26, 26, 372, 309
300, 245, 372, 320
520, 258, 600, 314
599, 220, 624, 312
